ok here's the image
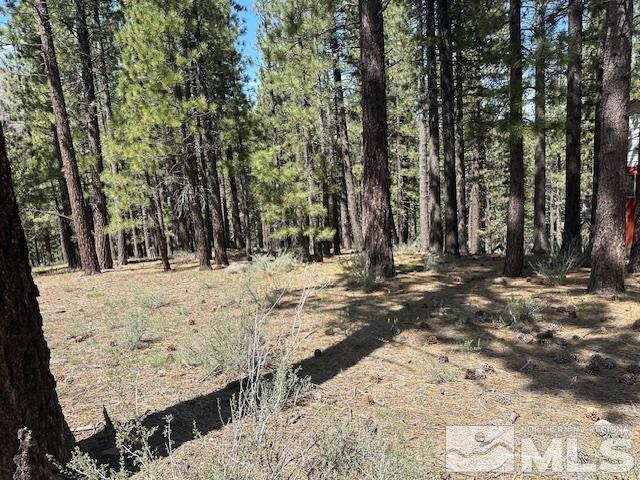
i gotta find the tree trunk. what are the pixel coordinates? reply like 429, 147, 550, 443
455, 54, 468, 255
417, 0, 429, 252
330, 27, 362, 249
142, 207, 154, 258
75, 0, 112, 270
437, 0, 459, 255
305, 132, 323, 261
51, 125, 78, 268
129, 208, 141, 258
34, 0, 100, 275
532, 0, 550, 254
562, 0, 583, 252
395, 95, 408, 244
587, 8, 606, 262
468, 100, 484, 255
427, 0, 443, 253
0, 122, 74, 478
504, 0, 525, 277
235, 115, 253, 259
628, 174, 640, 272
359, 0, 395, 277
588, 0, 631, 294
226, 147, 245, 249
203, 124, 230, 267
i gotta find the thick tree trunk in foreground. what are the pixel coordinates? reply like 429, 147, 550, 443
588, 0, 631, 294
438, 0, 459, 255
504, 0, 525, 277
34, 0, 100, 275
75, 0, 112, 270
562, 0, 583, 252
359, 0, 394, 277
426, 0, 443, 253
331, 28, 362, 249
0, 123, 73, 479
532, 0, 550, 254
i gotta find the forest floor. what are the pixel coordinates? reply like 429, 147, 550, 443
34, 252, 640, 478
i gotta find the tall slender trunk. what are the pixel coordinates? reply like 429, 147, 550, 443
330, 27, 362, 249
468, 100, 484, 254
427, 0, 443, 253
75, 0, 112, 269
142, 207, 154, 258
504, 0, 525, 277
562, 0, 583, 252
305, 131, 322, 261
588, 0, 631, 293
532, 0, 550, 254
359, 0, 395, 277
203, 124, 230, 266
417, 0, 429, 252
437, 0, 459, 255
455, 54, 468, 255
234, 112, 253, 259
34, 0, 100, 275
395, 95, 408, 244
226, 147, 245, 249
0, 122, 74, 478
587, 7, 606, 262
51, 125, 78, 268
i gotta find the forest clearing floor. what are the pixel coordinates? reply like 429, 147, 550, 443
35, 252, 640, 478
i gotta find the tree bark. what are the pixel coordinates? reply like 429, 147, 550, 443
468, 100, 484, 255
34, 0, 100, 275
504, 0, 525, 277
359, 0, 395, 277
226, 147, 245, 249
75, 0, 112, 270
532, 0, 550, 254
0, 122, 74, 478
455, 54, 468, 255
203, 124, 230, 267
417, 0, 429, 252
51, 125, 78, 268
588, 0, 631, 294
427, 0, 443, 253
330, 27, 362, 249
437, 0, 459, 255
561, 0, 583, 252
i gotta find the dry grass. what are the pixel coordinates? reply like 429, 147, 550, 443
35, 253, 640, 478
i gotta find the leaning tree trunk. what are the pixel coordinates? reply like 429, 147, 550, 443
504, 0, 525, 277
532, 0, 550, 254
331, 27, 362, 249
437, 0, 459, 255
427, 0, 443, 253
34, 0, 100, 275
561, 0, 583, 252
75, 0, 112, 270
587, 0, 631, 294
0, 122, 74, 479
359, 0, 395, 277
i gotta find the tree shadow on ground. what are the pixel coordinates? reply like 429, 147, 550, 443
78, 255, 640, 471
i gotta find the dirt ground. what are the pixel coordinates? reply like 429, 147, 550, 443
34, 252, 640, 478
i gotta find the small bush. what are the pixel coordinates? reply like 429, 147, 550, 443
498, 298, 541, 327
394, 241, 420, 254
341, 253, 385, 292
116, 314, 149, 351
249, 250, 296, 277
423, 255, 446, 273
531, 244, 582, 286
135, 288, 168, 310
180, 314, 261, 377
